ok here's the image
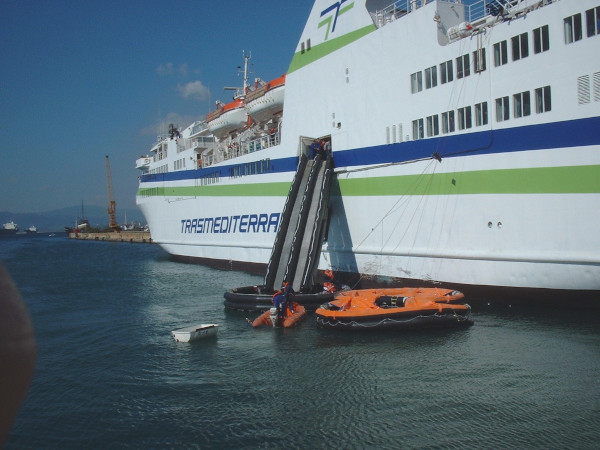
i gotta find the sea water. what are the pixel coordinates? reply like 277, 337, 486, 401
2, 234, 599, 449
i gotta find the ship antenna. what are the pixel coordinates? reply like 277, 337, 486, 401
223, 51, 251, 99
243, 50, 251, 95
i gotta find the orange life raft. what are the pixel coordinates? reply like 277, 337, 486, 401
252, 302, 306, 328
315, 288, 472, 330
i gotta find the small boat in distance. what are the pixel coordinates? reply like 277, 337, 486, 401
315, 288, 472, 331
171, 324, 218, 342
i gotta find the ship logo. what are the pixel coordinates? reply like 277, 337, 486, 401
319, 0, 354, 40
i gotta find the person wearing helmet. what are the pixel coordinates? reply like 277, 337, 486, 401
272, 289, 285, 324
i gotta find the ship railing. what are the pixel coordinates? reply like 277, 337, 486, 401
373, 0, 555, 30
200, 130, 280, 167
176, 137, 192, 153
372, 1, 441, 28
190, 121, 209, 136
464, 0, 557, 24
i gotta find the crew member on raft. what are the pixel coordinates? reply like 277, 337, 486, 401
282, 281, 295, 314
272, 289, 286, 323
323, 270, 339, 293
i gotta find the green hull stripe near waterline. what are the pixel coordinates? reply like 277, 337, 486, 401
335, 165, 600, 196
137, 165, 600, 198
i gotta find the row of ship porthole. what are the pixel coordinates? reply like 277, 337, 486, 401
488, 221, 503, 229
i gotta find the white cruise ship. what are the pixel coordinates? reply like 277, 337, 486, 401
136, 0, 600, 299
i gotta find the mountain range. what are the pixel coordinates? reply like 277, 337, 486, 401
0, 205, 146, 233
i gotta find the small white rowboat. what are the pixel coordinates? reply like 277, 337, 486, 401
171, 324, 218, 342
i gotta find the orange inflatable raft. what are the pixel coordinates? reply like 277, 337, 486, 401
315, 288, 472, 330
252, 302, 306, 328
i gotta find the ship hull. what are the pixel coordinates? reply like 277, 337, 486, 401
136, 0, 600, 299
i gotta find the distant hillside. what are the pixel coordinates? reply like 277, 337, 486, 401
0, 205, 146, 233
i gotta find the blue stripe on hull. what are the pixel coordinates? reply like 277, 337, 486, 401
140, 116, 600, 184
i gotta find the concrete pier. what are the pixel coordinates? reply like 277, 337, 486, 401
69, 231, 152, 243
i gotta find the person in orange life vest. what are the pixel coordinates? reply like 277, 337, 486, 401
318, 139, 327, 159
323, 269, 338, 293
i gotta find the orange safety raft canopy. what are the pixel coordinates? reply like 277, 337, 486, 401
315, 288, 472, 330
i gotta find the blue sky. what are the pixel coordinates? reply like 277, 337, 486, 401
0, 0, 313, 214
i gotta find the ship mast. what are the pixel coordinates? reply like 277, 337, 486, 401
105, 155, 119, 230
223, 51, 251, 99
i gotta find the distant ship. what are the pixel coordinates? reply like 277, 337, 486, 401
65, 201, 90, 233
135, 0, 600, 299
25, 225, 37, 234
1, 221, 18, 235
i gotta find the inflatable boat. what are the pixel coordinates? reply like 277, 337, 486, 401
315, 288, 472, 330
224, 285, 333, 311
252, 302, 306, 328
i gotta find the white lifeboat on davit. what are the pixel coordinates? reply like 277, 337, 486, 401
245, 75, 285, 123
206, 98, 247, 138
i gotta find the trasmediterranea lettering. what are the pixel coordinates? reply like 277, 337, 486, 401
180, 213, 281, 234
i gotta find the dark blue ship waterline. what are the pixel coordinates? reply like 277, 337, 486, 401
2, 235, 599, 449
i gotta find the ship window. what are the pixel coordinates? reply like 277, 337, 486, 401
412, 118, 424, 140
513, 91, 531, 118
441, 111, 455, 134
493, 40, 508, 67
426, 115, 439, 137
473, 48, 486, 73
475, 102, 488, 126
595, 72, 600, 102
456, 54, 470, 79
440, 60, 453, 84
457, 106, 472, 130
411, 71, 423, 93
307, 39, 311, 50
586, 7, 600, 37
564, 14, 583, 44
301, 42, 305, 54
511, 32, 529, 61
495, 96, 510, 122
425, 66, 437, 89
533, 25, 550, 53
535, 86, 551, 113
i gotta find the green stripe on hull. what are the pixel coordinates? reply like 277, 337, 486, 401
138, 165, 600, 198
287, 25, 375, 74
334, 165, 600, 196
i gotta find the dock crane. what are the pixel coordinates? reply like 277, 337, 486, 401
105, 155, 120, 230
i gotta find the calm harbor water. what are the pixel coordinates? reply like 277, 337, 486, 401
2, 234, 599, 449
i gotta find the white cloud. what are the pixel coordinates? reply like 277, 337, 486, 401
177, 80, 210, 101
178, 63, 189, 77
156, 62, 174, 76
157, 63, 190, 77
